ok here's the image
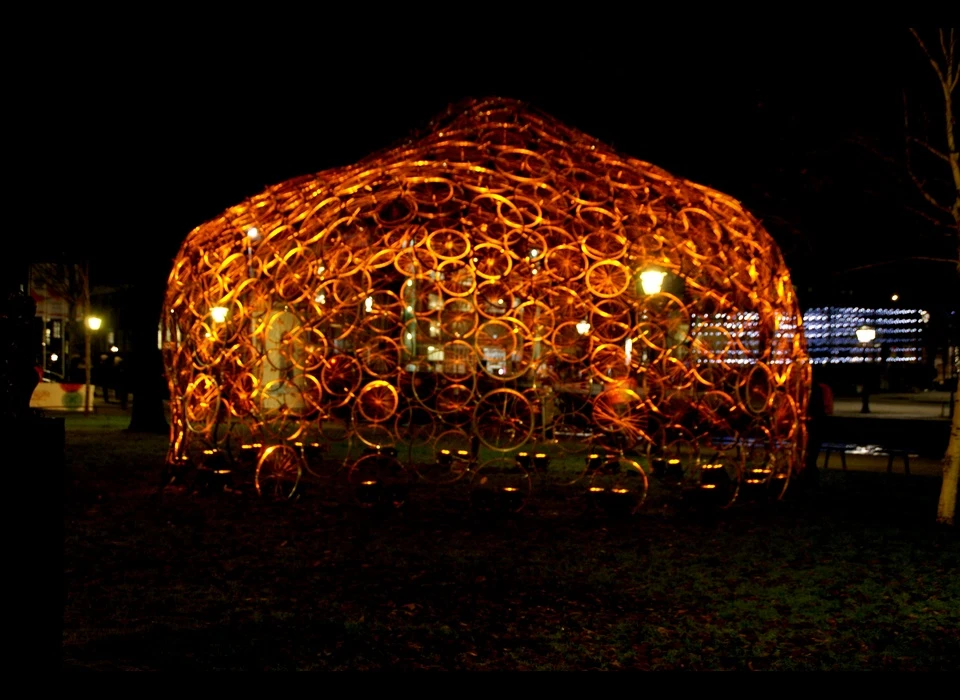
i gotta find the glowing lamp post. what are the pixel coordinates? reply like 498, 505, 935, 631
855, 325, 876, 344
210, 306, 229, 324
640, 269, 667, 295
856, 325, 876, 414
86, 316, 102, 331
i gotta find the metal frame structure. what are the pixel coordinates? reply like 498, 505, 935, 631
162, 98, 810, 508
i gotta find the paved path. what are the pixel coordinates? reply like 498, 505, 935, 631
833, 392, 953, 420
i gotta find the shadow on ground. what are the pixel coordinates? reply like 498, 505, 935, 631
62, 421, 960, 670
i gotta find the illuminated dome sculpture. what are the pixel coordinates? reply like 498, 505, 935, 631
162, 97, 810, 508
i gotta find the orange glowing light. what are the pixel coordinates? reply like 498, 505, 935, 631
502, 487, 519, 492
612, 488, 630, 494
162, 97, 810, 508
589, 487, 605, 492
361, 480, 377, 486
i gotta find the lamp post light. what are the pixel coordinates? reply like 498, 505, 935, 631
639, 269, 667, 296
856, 325, 876, 414
86, 316, 103, 331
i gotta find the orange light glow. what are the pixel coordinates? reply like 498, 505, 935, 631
589, 487, 605, 492
612, 488, 630, 494
502, 487, 519, 492
162, 97, 810, 508
361, 480, 377, 486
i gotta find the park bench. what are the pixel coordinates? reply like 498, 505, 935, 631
820, 442, 918, 475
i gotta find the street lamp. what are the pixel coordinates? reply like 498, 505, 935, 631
640, 269, 667, 295
576, 320, 591, 335
86, 316, 103, 331
856, 325, 876, 413
210, 306, 229, 323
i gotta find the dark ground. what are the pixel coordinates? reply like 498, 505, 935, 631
62, 416, 959, 671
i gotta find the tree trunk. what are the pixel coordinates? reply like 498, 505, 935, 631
127, 283, 169, 434
938, 381, 960, 526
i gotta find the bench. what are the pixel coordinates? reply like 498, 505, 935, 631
820, 442, 917, 475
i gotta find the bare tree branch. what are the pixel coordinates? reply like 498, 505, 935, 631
838, 256, 960, 274
909, 136, 951, 163
911, 28, 948, 85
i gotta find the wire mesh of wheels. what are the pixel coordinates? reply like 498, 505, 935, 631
162, 97, 810, 512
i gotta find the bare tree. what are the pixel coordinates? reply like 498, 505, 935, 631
907, 28, 959, 526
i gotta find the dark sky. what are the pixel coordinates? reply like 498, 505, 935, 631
43, 26, 957, 311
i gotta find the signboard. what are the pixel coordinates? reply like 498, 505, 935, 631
30, 382, 90, 411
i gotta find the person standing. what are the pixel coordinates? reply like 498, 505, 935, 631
96, 354, 112, 403
114, 356, 128, 410
804, 370, 833, 488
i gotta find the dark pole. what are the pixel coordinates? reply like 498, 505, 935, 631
860, 339, 871, 414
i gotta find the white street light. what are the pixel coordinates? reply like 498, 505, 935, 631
50, 353, 59, 362
210, 306, 229, 323
855, 325, 876, 344
246, 227, 260, 240
364, 296, 374, 313
576, 320, 591, 335
640, 269, 667, 295
891, 294, 899, 302
110, 345, 119, 353
86, 316, 102, 331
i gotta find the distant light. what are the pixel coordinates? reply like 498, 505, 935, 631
317, 293, 326, 305
210, 306, 229, 323
855, 325, 876, 343
576, 320, 591, 335
86, 316, 102, 331
891, 294, 899, 301
110, 345, 119, 353
364, 296, 374, 313
921, 310, 930, 323
406, 333, 413, 340
406, 305, 414, 313
246, 227, 260, 240
640, 269, 667, 295
624, 337, 633, 366
50, 353, 58, 362
498, 368, 505, 375
427, 346, 435, 353
529, 248, 539, 258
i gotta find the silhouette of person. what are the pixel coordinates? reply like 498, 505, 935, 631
804, 368, 832, 488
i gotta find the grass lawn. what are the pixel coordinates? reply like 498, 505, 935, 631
62, 416, 959, 670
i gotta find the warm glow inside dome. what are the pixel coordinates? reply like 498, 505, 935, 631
162, 98, 810, 507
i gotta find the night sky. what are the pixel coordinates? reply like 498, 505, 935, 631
42, 26, 957, 312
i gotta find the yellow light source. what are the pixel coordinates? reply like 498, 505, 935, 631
855, 325, 876, 343
211, 306, 229, 323
86, 316, 102, 331
110, 345, 119, 353
639, 269, 667, 295
891, 294, 899, 301
503, 487, 519, 492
